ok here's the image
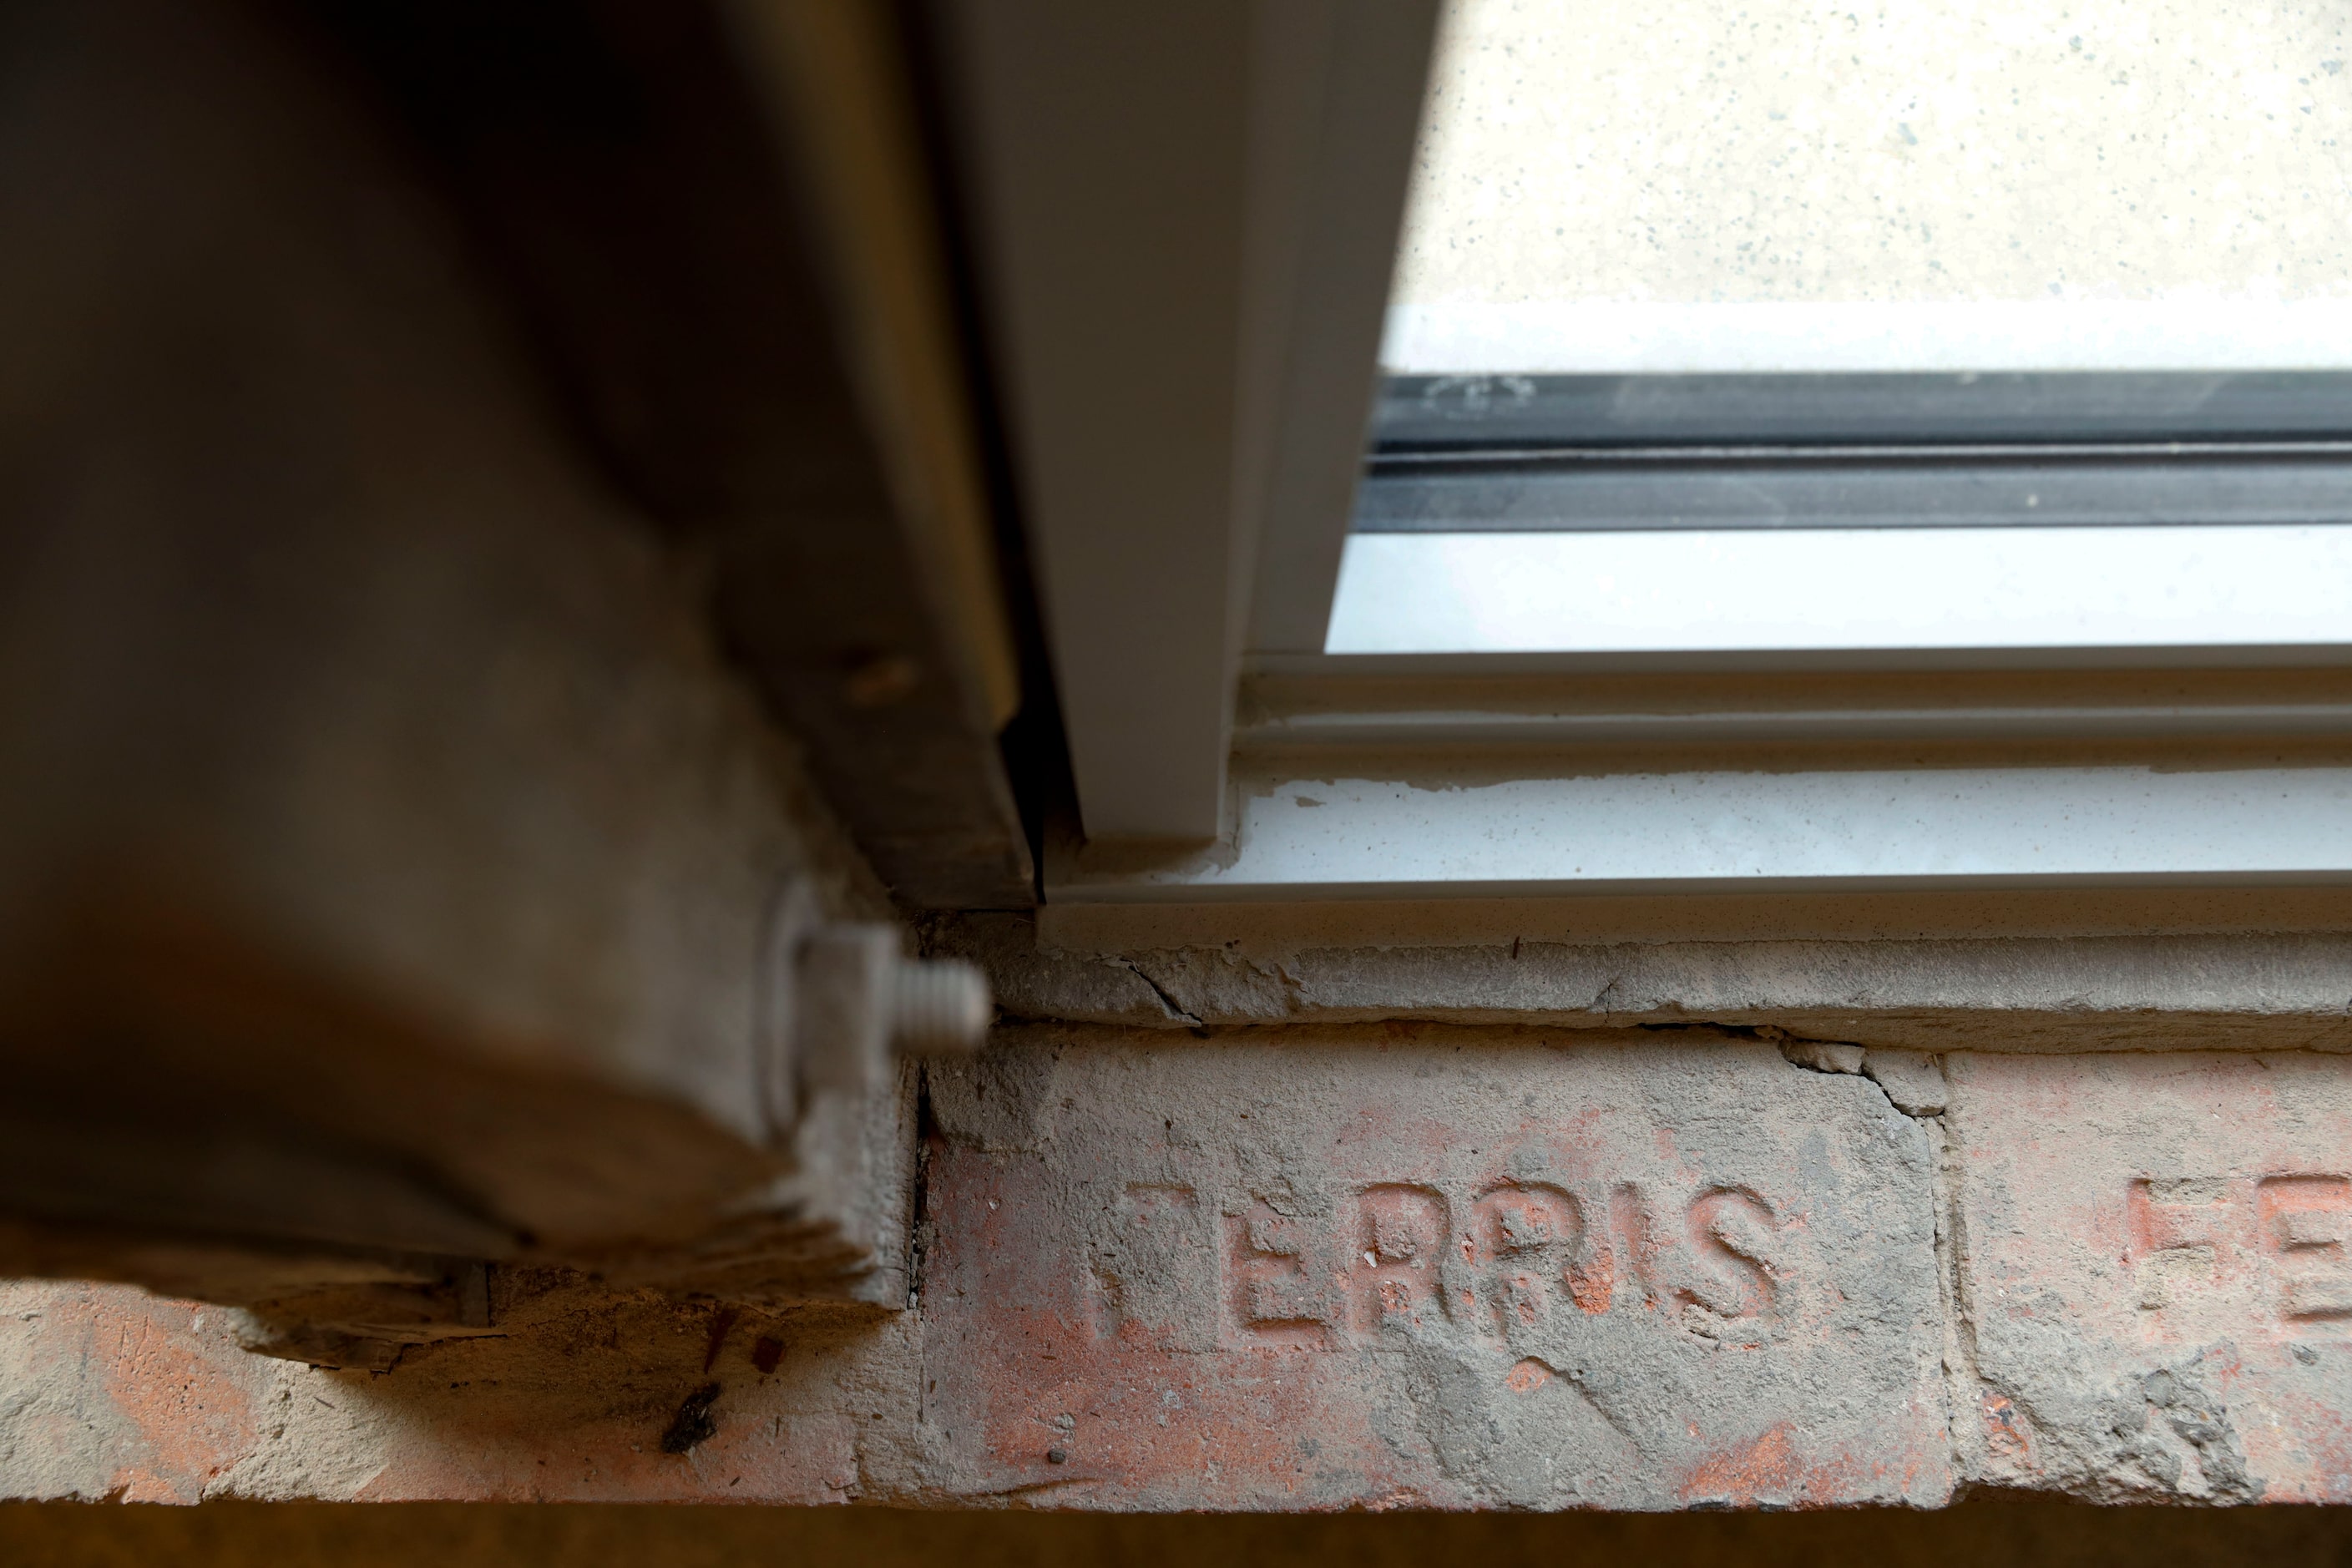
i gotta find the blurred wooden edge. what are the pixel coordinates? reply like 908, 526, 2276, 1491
726, 0, 1023, 735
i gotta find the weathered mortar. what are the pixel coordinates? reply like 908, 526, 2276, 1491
928, 913, 2352, 1053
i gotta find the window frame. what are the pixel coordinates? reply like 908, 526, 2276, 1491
945, 5, 2352, 905
941, 0, 1438, 843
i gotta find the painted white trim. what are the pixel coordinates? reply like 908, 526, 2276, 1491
1242, 1, 1441, 657
945, 3, 1252, 842
945, 3, 1435, 837
1049, 764, 2352, 903
1382, 301, 2352, 376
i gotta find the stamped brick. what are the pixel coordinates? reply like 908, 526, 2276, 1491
920, 1032, 1950, 1510
1949, 1052, 2352, 1501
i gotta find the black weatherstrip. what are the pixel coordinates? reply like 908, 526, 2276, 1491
1359, 372, 2352, 533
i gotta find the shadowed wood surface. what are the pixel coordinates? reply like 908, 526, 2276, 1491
7, 1498, 2352, 1566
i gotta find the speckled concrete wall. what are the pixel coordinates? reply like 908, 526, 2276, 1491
1398, 0, 2352, 307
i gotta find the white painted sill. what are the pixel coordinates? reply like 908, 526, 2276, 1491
1048, 664, 2352, 907
1050, 761, 2352, 903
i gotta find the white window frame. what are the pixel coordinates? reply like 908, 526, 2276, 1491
942, 3, 2352, 908
939, 0, 1437, 843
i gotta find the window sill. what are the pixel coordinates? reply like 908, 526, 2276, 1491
1050, 760, 2352, 903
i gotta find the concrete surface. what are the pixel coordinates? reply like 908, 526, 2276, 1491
1388, 0, 2352, 369
932, 912, 2352, 1053
1399, 0, 2352, 310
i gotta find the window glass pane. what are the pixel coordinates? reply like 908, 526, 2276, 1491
1332, 0, 2352, 659
1388, 0, 2352, 374
1328, 524, 2352, 655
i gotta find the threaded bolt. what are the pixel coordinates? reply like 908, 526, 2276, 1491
888, 957, 991, 1055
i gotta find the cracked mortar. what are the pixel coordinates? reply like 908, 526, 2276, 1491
923, 913, 2352, 1055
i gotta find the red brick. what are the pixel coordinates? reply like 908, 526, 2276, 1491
1950, 1051, 2352, 1501
918, 1034, 1950, 1509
